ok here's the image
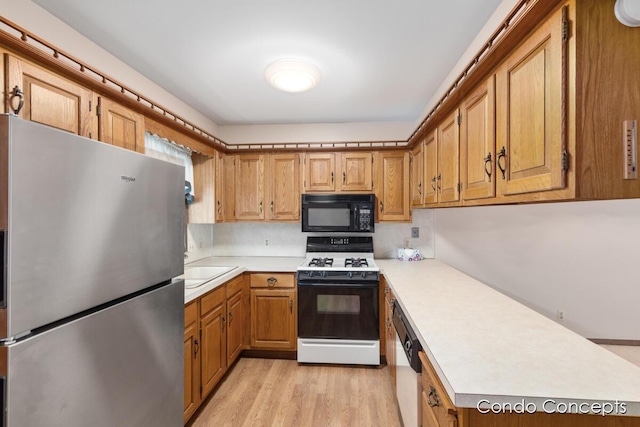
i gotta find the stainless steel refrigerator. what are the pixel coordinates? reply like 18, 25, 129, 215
0, 115, 185, 426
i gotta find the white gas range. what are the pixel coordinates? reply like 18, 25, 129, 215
296, 236, 380, 366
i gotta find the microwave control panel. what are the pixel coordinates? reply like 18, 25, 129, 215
357, 205, 372, 231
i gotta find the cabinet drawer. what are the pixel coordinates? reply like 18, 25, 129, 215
250, 273, 294, 288
226, 274, 244, 298
200, 286, 226, 316
185, 301, 198, 327
419, 351, 457, 426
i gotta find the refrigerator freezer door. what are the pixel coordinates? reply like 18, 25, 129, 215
3, 280, 183, 427
2, 117, 184, 337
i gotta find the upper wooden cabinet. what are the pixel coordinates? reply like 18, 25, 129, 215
5, 54, 94, 138
410, 141, 424, 208
303, 152, 374, 194
188, 152, 216, 224
235, 154, 265, 221
423, 130, 438, 205
375, 151, 410, 221
214, 152, 236, 223
341, 152, 373, 191
266, 153, 300, 221
304, 153, 336, 192
460, 76, 496, 202
437, 109, 461, 204
495, 5, 566, 198
97, 97, 145, 153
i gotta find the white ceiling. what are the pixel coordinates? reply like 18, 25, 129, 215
32, 0, 503, 127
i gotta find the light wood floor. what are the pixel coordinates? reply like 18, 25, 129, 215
189, 358, 402, 427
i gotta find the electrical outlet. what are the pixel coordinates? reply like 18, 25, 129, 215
265, 239, 269, 246
198, 240, 203, 249
557, 310, 565, 321
411, 227, 419, 238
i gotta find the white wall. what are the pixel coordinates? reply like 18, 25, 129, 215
218, 121, 414, 145
0, 0, 219, 136
211, 209, 435, 259
434, 199, 640, 340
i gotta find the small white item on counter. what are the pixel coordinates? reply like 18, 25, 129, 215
397, 248, 423, 261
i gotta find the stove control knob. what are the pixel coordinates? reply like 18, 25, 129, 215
347, 271, 353, 279
307, 271, 314, 277
321, 271, 327, 278
361, 272, 367, 278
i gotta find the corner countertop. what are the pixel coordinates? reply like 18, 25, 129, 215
377, 259, 640, 416
182, 256, 304, 303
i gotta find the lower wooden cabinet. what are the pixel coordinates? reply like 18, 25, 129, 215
183, 274, 247, 423
420, 351, 458, 427
249, 273, 297, 350
384, 278, 397, 387
183, 301, 200, 423
200, 287, 227, 398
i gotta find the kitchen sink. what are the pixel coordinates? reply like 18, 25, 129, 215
178, 266, 239, 288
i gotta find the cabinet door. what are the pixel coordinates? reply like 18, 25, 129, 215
376, 152, 410, 221
341, 152, 373, 191
188, 152, 215, 224
235, 154, 265, 220
183, 302, 200, 423
423, 130, 438, 204
410, 141, 424, 207
226, 289, 244, 366
437, 110, 460, 203
384, 284, 396, 387
200, 294, 227, 398
6, 54, 93, 138
496, 5, 566, 196
461, 76, 496, 201
250, 289, 296, 350
214, 153, 236, 222
304, 153, 336, 192
268, 153, 300, 221
97, 97, 145, 153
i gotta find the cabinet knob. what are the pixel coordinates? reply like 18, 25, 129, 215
331, 171, 334, 184
267, 277, 278, 287
431, 176, 437, 192
221, 315, 226, 331
289, 299, 294, 314
228, 312, 233, 324
343, 171, 346, 185
379, 201, 384, 212
194, 338, 199, 357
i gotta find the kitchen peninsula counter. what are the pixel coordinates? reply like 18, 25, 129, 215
377, 258, 640, 417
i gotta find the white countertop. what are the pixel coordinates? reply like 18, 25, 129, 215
377, 259, 640, 416
182, 256, 304, 303
179, 255, 640, 416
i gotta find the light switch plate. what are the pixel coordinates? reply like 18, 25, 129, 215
411, 227, 419, 238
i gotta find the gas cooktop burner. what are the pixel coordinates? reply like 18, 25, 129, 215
345, 258, 368, 268
309, 257, 333, 267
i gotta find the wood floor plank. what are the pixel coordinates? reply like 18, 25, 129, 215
189, 358, 402, 427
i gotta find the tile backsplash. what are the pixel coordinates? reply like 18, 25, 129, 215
185, 223, 214, 263
209, 209, 434, 259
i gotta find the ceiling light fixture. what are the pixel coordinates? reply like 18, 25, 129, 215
264, 59, 322, 93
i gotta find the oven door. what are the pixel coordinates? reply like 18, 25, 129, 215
297, 282, 379, 340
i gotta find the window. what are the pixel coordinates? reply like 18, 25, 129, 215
144, 131, 194, 197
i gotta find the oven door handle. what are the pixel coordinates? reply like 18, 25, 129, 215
297, 281, 379, 288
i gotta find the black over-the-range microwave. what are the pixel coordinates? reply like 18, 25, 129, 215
301, 194, 375, 233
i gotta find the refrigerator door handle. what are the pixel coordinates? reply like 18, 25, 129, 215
1, 229, 5, 308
